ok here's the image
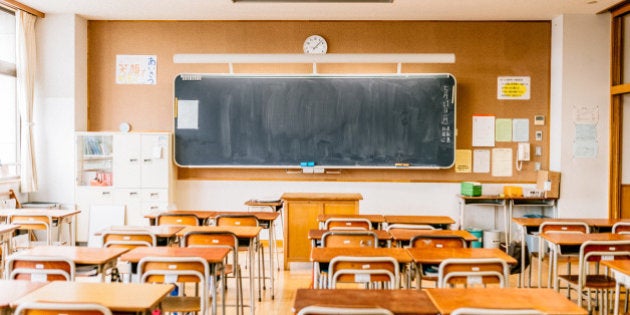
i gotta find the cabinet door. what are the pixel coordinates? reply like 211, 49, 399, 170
323, 201, 358, 215
113, 189, 142, 226
75, 187, 114, 243
286, 201, 323, 262
141, 134, 169, 188
142, 188, 169, 218
113, 134, 142, 188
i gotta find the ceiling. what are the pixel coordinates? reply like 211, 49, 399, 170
17, 0, 624, 21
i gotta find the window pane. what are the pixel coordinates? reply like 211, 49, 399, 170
0, 74, 17, 177
0, 9, 15, 64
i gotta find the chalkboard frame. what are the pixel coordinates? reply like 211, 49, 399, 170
173, 73, 457, 169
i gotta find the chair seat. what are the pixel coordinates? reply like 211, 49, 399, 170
161, 296, 202, 313
558, 274, 617, 289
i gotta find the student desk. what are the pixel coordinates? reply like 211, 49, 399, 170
120, 246, 230, 315
540, 232, 630, 291
12, 281, 174, 314
406, 247, 516, 289
601, 260, 630, 315
310, 247, 412, 289
388, 229, 477, 248
13, 245, 128, 281
425, 288, 587, 315
383, 215, 455, 230
316, 214, 385, 230
0, 208, 80, 245
292, 288, 439, 315
176, 225, 262, 314
0, 280, 47, 315
0, 224, 19, 277
308, 229, 392, 248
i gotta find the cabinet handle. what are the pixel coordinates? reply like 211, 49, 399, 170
129, 158, 138, 163
129, 192, 139, 196
150, 192, 159, 198
144, 159, 152, 163
101, 191, 111, 196
150, 206, 159, 210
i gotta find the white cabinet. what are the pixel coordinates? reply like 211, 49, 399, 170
75, 132, 173, 243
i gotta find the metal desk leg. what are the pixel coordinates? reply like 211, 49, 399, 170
268, 220, 275, 299
249, 240, 255, 315
519, 225, 526, 287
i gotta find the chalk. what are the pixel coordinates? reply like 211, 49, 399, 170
300, 162, 308, 167
307, 161, 315, 166
395, 163, 410, 167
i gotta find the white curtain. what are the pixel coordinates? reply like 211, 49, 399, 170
16, 10, 38, 192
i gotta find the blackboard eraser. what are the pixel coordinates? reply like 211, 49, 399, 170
395, 163, 410, 167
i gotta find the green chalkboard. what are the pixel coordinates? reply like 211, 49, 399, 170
174, 74, 456, 168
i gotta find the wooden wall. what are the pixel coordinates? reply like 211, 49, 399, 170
87, 21, 551, 183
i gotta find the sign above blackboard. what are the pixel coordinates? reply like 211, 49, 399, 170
174, 74, 456, 169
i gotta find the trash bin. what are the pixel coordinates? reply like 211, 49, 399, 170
483, 230, 503, 248
466, 228, 483, 248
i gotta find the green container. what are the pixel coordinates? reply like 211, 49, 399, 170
467, 228, 483, 248
461, 182, 482, 196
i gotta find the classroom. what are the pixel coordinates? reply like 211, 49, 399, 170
0, 0, 629, 314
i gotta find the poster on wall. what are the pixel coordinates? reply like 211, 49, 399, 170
497, 76, 530, 100
116, 55, 157, 85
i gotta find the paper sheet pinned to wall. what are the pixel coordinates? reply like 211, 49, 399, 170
492, 148, 513, 177
472, 115, 495, 147
455, 149, 472, 173
512, 119, 529, 142
495, 118, 512, 142
177, 100, 199, 130
473, 149, 490, 173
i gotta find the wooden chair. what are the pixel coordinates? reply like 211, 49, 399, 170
101, 230, 156, 249
0, 189, 21, 208
183, 230, 244, 315
385, 224, 435, 232
6, 255, 75, 281
321, 230, 378, 248
138, 256, 210, 315
324, 218, 372, 230
437, 258, 509, 288
15, 302, 112, 315
557, 240, 630, 313
410, 235, 467, 289
297, 305, 394, 315
451, 308, 544, 315
328, 256, 399, 289
8, 214, 53, 247
612, 222, 630, 234
157, 213, 200, 226
538, 221, 589, 290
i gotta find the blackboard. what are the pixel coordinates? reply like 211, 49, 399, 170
173, 74, 456, 168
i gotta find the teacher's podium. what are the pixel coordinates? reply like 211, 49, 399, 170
281, 192, 362, 270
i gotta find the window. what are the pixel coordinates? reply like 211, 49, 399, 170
0, 7, 18, 180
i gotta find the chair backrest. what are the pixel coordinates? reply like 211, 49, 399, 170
409, 235, 467, 249
156, 213, 200, 226
15, 302, 113, 315
578, 240, 630, 285
102, 230, 156, 249
539, 221, 589, 234
324, 218, 372, 230
183, 231, 239, 264
9, 215, 52, 231
138, 256, 209, 315
297, 305, 394, 315
613, 222, 630, 234
450, 308, 544, 315
215, 214, 259, 227
6, 255, 75, 282
321, 230, 378, 248
328, 256, 399, 289
437, 258, 509, 288
385, 223, 436, 232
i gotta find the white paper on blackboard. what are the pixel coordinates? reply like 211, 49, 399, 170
177, 100, 199, 130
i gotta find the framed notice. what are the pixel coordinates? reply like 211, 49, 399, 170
498, 76, 530, 100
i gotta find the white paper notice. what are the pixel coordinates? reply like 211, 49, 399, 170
512, 119, 529, 142
473, 149, 490, 173
472, 115, 495, 147
177, 100, 199, 130
492, 148, 513, 177
497, 76, 530, 100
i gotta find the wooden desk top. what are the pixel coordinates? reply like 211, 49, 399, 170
0, 208, 81, 218
540, 232, 630, 245
0, 224, 19, 235
425, 288, 587, 315
244, 199, 283, 208
388, 229, 477, 242
457, 195, 508, 202
11, 281, 174, 313
96, 225, 184, 238
512, 217, 628, 228
406, 248, 517, 265
317, 214, 385, 223
15, 246, 128, 265
145, 210, 280, 222
119, 246, 230, 264
281, 192, 363, 201
0, 280, 47, 309
602, 260, 630, 275
308, 229, 392, 241
310, 247, 412, 264
293, 289, 438, 315
384, 215, 455, 225
176, 225, 262, 238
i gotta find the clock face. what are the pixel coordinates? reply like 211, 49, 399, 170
303, 35, 328, 54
